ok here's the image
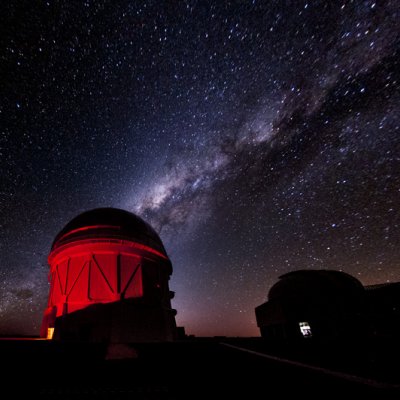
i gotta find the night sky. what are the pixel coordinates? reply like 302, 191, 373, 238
1, 1, 399, 336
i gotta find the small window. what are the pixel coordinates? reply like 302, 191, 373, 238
299, 322, 312, 338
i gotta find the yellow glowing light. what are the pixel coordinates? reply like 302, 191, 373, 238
47, 327, 55, 340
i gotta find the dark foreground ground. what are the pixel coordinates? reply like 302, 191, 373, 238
1, 337, 399, 399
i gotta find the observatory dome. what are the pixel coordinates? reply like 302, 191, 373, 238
42, 207, 177, 342
268, 269, 364, 301
52, 207, 166, 256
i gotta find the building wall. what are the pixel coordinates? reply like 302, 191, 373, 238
41, 240, 176, 342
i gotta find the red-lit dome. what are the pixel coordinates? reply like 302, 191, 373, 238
41, 207, 177, 342
52, 207, 167, 257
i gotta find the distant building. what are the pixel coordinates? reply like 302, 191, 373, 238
41, 208, 177, 342
365, 282, 400, 338
255, 270, 366, 340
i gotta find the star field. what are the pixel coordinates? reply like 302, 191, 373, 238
0, 1, 399, 336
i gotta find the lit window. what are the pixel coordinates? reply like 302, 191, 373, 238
47, 327, 55, 340
299, 322, 312, 338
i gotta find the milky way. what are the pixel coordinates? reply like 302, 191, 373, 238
1, 1, 399, 336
